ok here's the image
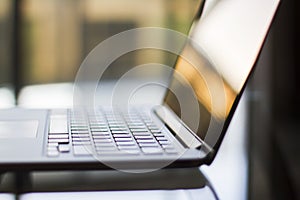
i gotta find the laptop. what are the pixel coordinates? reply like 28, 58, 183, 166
0, 0, 279, 171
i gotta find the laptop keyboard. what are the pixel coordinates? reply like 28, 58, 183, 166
46, 108, 180, 157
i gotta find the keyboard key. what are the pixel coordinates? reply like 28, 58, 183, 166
71, 122, 87, 126
94, 143, 115, 147
130, 128, 148, 132
71, 130, 89, 134
148, 126, 160, 130
107, 121, 124, 125
117, 145, 139, 150
72, 133, 90, 138
47, 149, 59, 156
92, 135, 111, 139
72, 141, 91, 146
47, 150, 59, 157
89, 124, 107, 129
128, 125, 146, 129
58, 144, 70, 153
158, 140, 171, 145
126, 119, 143, 123
47, 146, 58, 151
145, 121, 154, 125
134, 135, 153, 140
127, 122, 144, 126
111, 130, 129, 134
161, 144, 174, 149
155, 136, 168, 141
91, 127, 108, 132
138, 143, 159, 147
153, 132, 163, 136
73, 145, 93, 156
96, 145, 118, 150
136, 139, 156, 144
114, 137, 133, 142
71, 125, 88, 129
71, 127, 89, 131
48, 134, 69, 139
48, 138, 69, 144
49, 115, 68, 134
113, 134, 132, 138
132, 132, 151, 136
109, 125, 127, 130
91, 131, 110, 136
72, 137, 91, 142
48, 131, 68, 135
116, 141, 136, 146
93, 138, 113, 143
47, 143, 59, 147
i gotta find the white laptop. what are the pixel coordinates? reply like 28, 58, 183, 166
0, 0, 279, 171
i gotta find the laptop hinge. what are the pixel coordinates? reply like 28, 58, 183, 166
154, 105, 202, 149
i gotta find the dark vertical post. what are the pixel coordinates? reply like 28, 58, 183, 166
295, 0, 300, 115
12, 0, 22, 99
14, 172, 32, 199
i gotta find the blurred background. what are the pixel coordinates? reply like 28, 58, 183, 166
0, 0, 199, 89
0, 0, 299, 199
248, 0, 300, 199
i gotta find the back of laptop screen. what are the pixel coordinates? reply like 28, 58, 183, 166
164, 0, 280, 148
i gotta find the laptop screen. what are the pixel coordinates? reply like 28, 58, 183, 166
164, 0, 279, 149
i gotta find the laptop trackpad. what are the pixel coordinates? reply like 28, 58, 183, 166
0, 109, 47, 160
0, 120, 39, 138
